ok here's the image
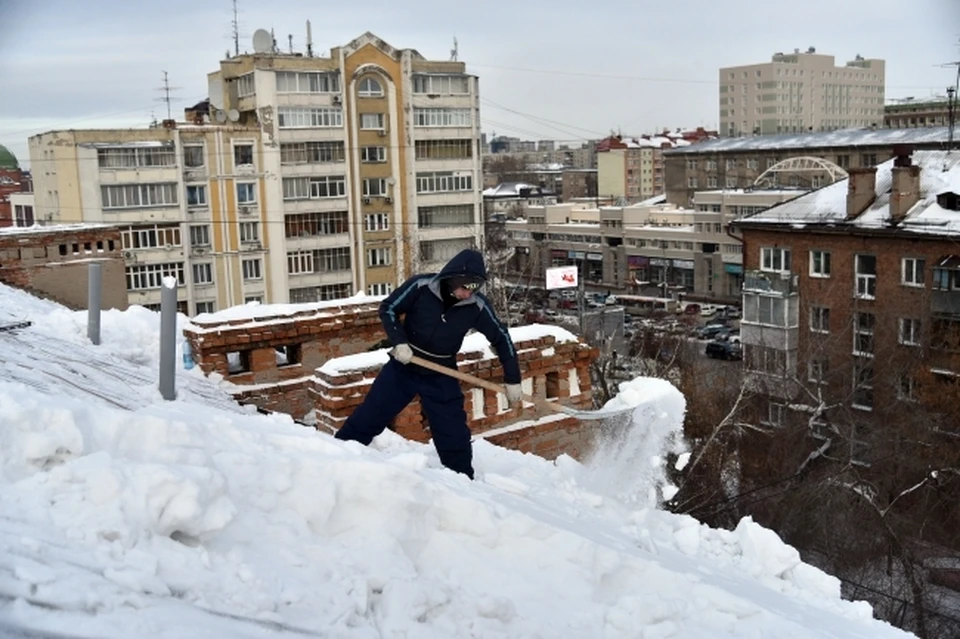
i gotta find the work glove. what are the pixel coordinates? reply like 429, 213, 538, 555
505, 383, 523, 405
390, 343, 413, 365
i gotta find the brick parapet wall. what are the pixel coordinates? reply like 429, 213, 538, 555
0, 227, 128, 310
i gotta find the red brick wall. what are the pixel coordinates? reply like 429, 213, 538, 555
186, 305, 604, 460
0, 169, 23, 228
0, 226, 128, 310
312, 334, 600, 460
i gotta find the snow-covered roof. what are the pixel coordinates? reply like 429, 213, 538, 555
665, 126, 953, 155
0, 223, 116, 236
482, 182, 552, 198
738, 150, 960, 234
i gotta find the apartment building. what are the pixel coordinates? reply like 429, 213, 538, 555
210, 31, 483, 302
0, 144, 28, 228
884, 95, 956, 129
28, 32, 483, 314
596, 135, 683, 202
719, 48, 885, 137
732, 148, 960, 446
502, 189, 800, 301
663, 126, 955, 206
29, 125, 268, 314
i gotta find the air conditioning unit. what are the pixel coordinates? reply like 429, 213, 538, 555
377, 130, 387, 137
363, 197, 371, 204
192, 247, 206, 256
332, 95, 342, 105
164, 243, 174, 251
122, 250, 135, 260
384, 197, 392, 204
239, 206, 253, 216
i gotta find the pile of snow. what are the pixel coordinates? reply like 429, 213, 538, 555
0, 284, 911, 638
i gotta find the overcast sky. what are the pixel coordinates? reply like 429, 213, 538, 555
2, 0, 958, 169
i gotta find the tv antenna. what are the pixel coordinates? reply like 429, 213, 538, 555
450, 37, 458, 62
156, 71, 181, 121
938, 56, 960, 152
231, 0, 240, 56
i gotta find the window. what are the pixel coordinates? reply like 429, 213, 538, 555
14, 204, 34, 226
414, 139, 472, 160
358, 77, 384, 97
234, 144, 254, 167
97, 146, 175, 169
760, 247, 791, 272
236, 183, 257, 204
687, 177, 698, 188
725, 177, 737, 189
901, 257, 925, 287
280, 141, 344, 164
365, 213, 390, 231
361, 146, 386, 163
195, 301, 215, 315
236, 73, 255, 97
192, 263, 213, 285
183, 145, 204, 168
276, 71, 339, 93
240, 222, 259, 243
189, 225, 210, 247
314, 247, 351, 272
368, 247, 392, 267
368, 283, 393, 296
101, 183, 178, 209
761, 402, 784, 427
277, 107, 343, 128
186, 185, 206, 207
686, 159, 698, 170
809, 250, 831, 277
360, 113, 385, 130
289, 284, 353, 303
363, 178, 387, 197
897, 374, 917, 402
282, 176, 346, 200
852, 361, 874, 410
853, 312, 875, 356
855, 254, 876, 299
412, 74, 469, 95
242, 259, 262, 281
417, 204, 474, 228
244, 296, 262, 304
120, 225, 181, 249
808, 359, 827, 384
706, 177, 717, 188
413, 108, 471, 127
810, 306, 830, 332
415, 171, 472, 194
899, 318, 921, 346
126, 263, 185, 291
288, 251, 313, 275
284, 211, 348, 237
275, 345, 302, 367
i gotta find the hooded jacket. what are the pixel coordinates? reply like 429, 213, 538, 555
379, 249, 521, 384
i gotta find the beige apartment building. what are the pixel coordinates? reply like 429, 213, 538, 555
502, 189, 801, 302
884, 96, 956, 128
719, 48, 885, 137
596, 135, 682, 202
28, 32, 484, 315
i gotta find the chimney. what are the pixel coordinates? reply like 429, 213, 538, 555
846, 167, 877, 220
889, 145, 921, 224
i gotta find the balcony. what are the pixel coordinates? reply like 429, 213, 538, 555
743, 269, 798, 296
932, 289, 960, 316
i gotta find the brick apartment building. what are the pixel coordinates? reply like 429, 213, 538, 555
0, 144, 28, 228
733, 147, 960, 455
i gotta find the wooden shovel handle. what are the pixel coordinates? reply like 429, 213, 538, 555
407, 355, 573, 416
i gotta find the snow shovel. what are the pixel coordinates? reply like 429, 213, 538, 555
407, 355, 634, 421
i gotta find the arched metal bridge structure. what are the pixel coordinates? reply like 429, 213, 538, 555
753, 156, 848, 188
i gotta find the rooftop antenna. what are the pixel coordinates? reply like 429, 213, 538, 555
231, 0, 240, 56
938, 55, 960, 153
450, 37, 458, 62
288, 34, 294, 54
155, 71, 181, 121
306, 20, 313, 57
270, 28, 277, 52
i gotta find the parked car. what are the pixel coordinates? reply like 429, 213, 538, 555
697, 323, 730, 340
700, 304, 718, 317
706, 338, 742, 360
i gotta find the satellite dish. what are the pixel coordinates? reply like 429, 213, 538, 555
214, 110, 228, 123
227, 108, 240, 122
252, 29, 273, 54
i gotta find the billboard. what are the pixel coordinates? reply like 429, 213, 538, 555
545, 265, 578, 290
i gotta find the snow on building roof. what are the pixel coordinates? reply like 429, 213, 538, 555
0, 223, 116, 236
482, 182, 549, 197
738, 150, 960, 234
664, 126, 953, 155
